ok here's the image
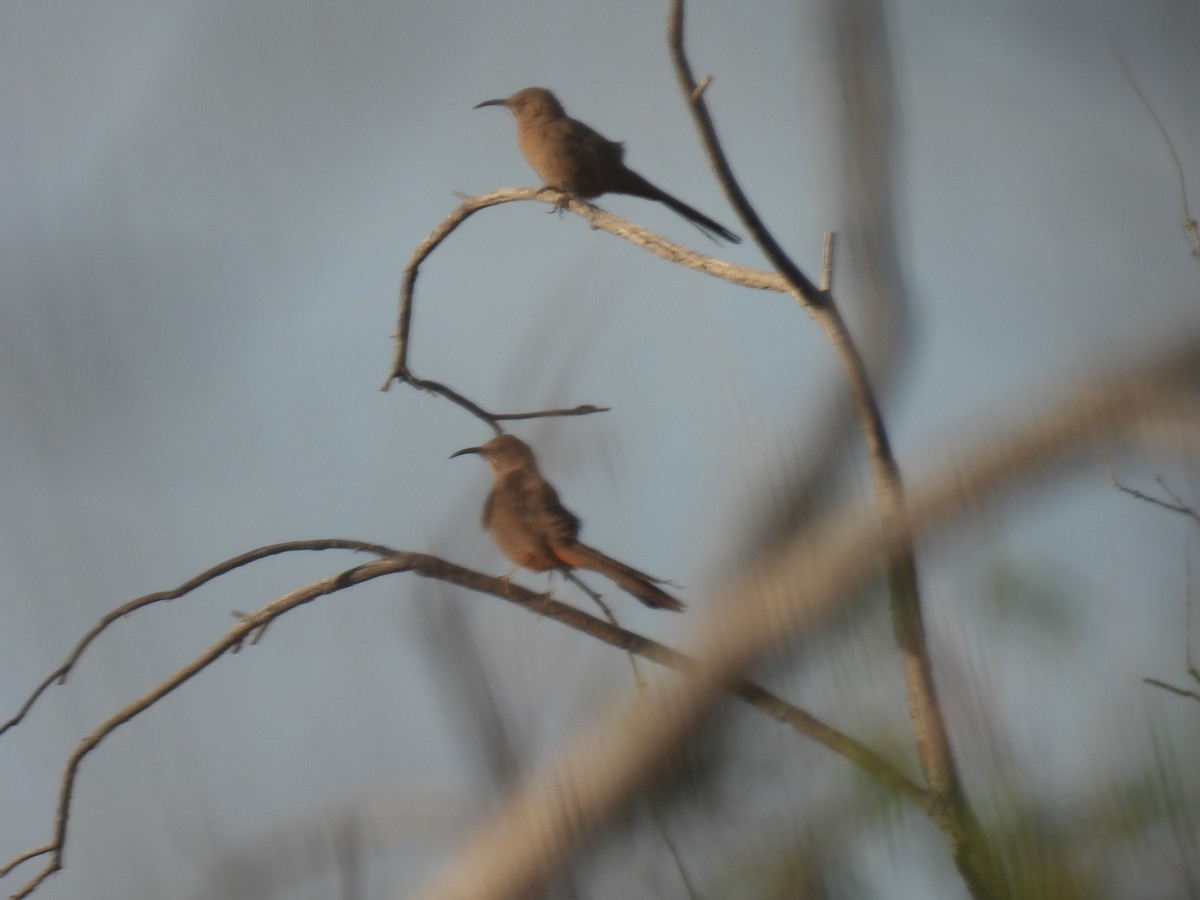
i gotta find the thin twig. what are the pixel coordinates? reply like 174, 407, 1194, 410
379, 185, 787, 430
1114, 46, 1200, 261
1188, 553, 1199, 684
564, 569, 693, 894
401, 370, 609, 433
1106, 458, 1197, 520
0, 540, 397, 740
1143, 677, 1200, 702
563, 570, 647, 690
646, 799, 700, 900
1155, 475, 1199, 518
2, 555, 417, 899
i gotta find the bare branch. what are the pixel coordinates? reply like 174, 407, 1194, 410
668, 0, 984, 889
1115, 473, 1200, 689
379, 188, 789, 407
2, 550, 925, 897
667, 3, 824, 306
412, 337, 1200, 900
1106, 459, 1197, 519
0, 847, 53, 879
0, 540, 396, 740
398, 370, 609, 433
1143, 677, 1200, 702
0, 554, 416, 899
1114, 47, 1200, 261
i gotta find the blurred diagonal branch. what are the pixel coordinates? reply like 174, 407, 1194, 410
412, 330, 1200, 899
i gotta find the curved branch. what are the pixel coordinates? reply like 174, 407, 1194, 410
0, 540, 396, 740
2, 549, 926, 898
384, 188, 786, 383
667, 8, 823, 306
1, 555, 417, 899
379, 188, 788, 429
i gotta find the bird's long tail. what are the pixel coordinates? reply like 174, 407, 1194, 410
556, 543, 685, 611
614, 170, 741, 245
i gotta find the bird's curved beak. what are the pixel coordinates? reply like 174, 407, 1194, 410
473, 98, 508, 110
450, 446, 483, 459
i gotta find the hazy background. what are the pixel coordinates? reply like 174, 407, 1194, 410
2, 0, 1198, 897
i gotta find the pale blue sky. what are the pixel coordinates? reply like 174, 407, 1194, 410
2, 1, 1198, 897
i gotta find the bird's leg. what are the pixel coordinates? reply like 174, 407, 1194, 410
547, 188, 611, 232
563, 570, 619, 624
565, 571, 647, 688
537, 183, 579, 215
229, 610, 271, 649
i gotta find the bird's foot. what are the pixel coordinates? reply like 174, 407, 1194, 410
539, 185, 577, 215
497, 565, 520, 592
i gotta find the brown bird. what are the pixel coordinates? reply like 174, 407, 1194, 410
451, 433, 684, 611
475, 87, 740, 244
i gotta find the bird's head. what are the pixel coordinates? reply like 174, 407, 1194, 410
450, 433, 539, 476
474, 87, 565, 122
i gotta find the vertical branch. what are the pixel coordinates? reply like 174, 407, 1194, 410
668, 0, 995, 892
825, 0, 993, 886
820, 230, 837, 293
667, 2, 823, 305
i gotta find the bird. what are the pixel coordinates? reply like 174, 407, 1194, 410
474, 87, 741, 244
451, 433, 684, 611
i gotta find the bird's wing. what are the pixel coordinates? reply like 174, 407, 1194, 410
531, 479, 581, 547
564, 118, 624, 164
482, 490, 495, 529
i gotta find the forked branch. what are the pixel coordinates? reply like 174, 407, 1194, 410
379, 187, 788, 430
2, 547, 926, 898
